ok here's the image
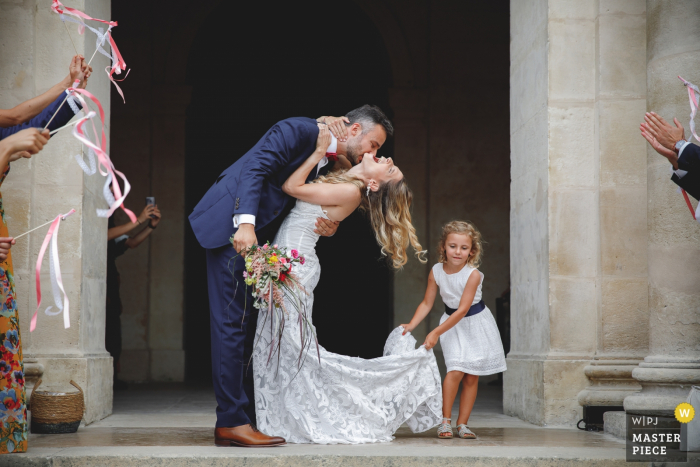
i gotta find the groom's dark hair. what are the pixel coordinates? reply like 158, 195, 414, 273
346, 105, 394, 137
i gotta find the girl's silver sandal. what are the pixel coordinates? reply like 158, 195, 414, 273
437, 418, 453, 438
457, 424, 476, 439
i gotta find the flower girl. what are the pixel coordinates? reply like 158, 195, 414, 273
401, 220, 506, 439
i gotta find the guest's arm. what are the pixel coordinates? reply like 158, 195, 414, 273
0, 55, 90, 127
0, 128, 49, 172
125, 206, 161, 249
107, 205, 157, 241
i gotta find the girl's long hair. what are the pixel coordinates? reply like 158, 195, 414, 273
313, 170, 426, 269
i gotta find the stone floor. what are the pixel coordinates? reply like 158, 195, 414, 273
3, 382, 693, 466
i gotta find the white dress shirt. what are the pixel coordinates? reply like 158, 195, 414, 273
233, 134, 338, 228
674, 141, 691, 179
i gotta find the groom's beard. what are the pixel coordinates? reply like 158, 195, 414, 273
345, 139, 363, 165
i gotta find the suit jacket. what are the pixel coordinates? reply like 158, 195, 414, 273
189, 117, 330, 249
671, 142, 700, 201
0, 93, 78, 140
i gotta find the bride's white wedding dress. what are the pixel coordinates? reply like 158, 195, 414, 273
252, 200, 442, 444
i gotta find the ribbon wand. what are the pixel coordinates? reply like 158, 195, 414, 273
27, 209, 76, 332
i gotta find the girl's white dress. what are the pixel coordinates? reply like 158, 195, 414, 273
432, 263, 507, 375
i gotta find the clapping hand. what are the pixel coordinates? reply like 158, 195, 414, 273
642, 112, 685, 151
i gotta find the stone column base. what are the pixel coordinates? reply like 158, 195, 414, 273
624, 357, 700, 417
30, 354, 113, 425
577, 359, 642, 407
504, 354, 590, 426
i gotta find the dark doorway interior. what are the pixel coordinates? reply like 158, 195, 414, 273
184, 1, 395, 382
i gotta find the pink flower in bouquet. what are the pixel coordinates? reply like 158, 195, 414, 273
243, 271, 248, 278
263, 244, 268, 250
300, 257, 305, 265
291, 249, 299, 259
274, 244, 278, 249
280, 257, 287, 265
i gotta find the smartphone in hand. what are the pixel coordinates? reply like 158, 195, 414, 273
146, 197, 156, 219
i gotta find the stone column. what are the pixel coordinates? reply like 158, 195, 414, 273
577, 0, 648, 410
624, 0, 700, 416
508, 0, 650, 426
0, 0, 113, 424
147, 85, 189, 381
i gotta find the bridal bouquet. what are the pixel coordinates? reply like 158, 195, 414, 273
236, 242, 319, 367
241, 242, 305, 312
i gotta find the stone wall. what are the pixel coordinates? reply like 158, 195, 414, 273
507, 0, 649, 426
0, 0, 113, 424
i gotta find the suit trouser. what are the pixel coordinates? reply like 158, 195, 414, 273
206, 221, 283, 428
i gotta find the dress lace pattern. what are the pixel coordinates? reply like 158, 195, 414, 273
252, 200, 442, 444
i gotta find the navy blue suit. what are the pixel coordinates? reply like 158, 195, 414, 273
189, 117, 329, 428
672, 143, 700, 201
0, 93, 78, 140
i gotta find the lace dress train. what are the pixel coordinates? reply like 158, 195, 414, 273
252, 200, 442, 444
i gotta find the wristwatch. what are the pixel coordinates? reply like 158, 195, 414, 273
674, 139, 687, 154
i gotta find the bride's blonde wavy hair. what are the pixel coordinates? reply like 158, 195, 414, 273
313, 170, 427, 269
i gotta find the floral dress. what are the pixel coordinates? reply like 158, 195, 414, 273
0, 166, 27, 453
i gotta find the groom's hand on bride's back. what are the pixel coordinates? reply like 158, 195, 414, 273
233, 223, 257, 253
314, 217, 339, 237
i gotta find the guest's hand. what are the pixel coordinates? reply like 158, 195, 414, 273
149, 206, 162, 227
0, 237, 16, 262
65, 55, 85, 86
233, 223, 257, 254
322, 116, 350, 142
641, 125, 679, 169
8, 151, 31, 162
314, 217, 339, 237
423, 330, 439, 351
2, 128, 50, 156
643, 112, 685, 150
77, 57, 92, 89
138, 205, 156, 225
400, 323, 415, 335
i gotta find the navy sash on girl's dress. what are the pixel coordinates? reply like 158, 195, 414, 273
444, 300, 485, 318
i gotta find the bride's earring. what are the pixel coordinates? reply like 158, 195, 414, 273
366, 186, 370, 197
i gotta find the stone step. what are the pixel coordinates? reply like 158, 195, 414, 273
3, 445, 634, 467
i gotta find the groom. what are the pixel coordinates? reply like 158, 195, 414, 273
189, 105, 394, 447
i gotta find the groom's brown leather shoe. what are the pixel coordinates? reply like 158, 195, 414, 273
215, 424, 286, 447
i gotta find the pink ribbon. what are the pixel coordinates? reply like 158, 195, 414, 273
66, 85, 137, 223
676, 76, 700, 223
679, 76, 700, 143
30, 210, 76, 333
50, 0, 128, 102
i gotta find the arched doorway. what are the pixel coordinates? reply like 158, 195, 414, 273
183, 0, 395, 381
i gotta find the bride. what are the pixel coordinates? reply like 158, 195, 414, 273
252, 125, 443, 444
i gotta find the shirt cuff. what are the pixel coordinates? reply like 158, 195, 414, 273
233, 214, 256, 228
678, 141, 691, 159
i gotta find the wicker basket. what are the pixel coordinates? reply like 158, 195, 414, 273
30, 379, 84, 434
